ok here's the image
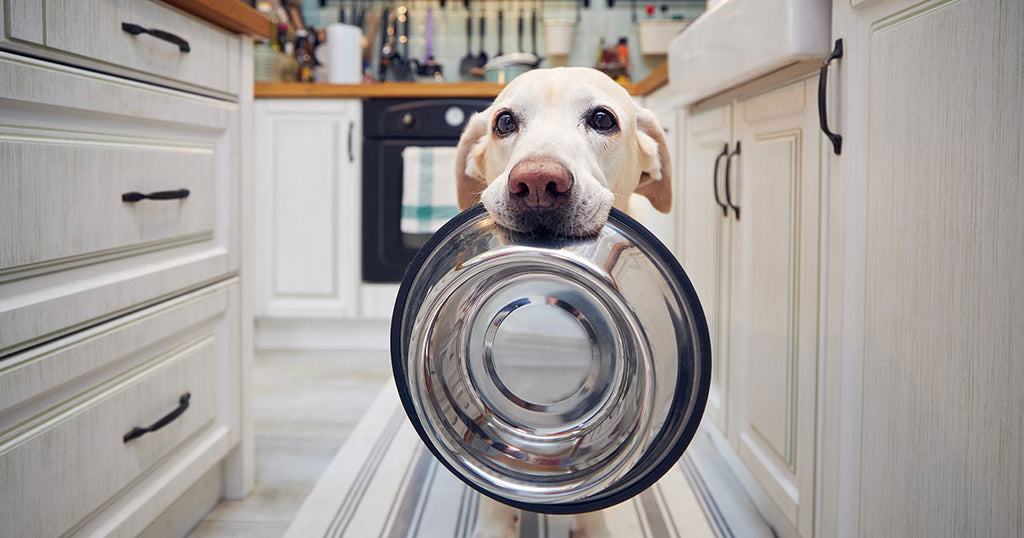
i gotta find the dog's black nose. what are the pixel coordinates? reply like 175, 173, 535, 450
508, 159, 574, 210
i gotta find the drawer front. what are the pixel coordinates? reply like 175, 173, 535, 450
0, 282, 236, 538
3, 0, 237, 96
0, 132, 216, 272
0, 52, 238, 356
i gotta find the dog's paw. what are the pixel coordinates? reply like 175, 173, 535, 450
473, 498, 519, 538
472, 515, 518, 538
569, 513, 612, 538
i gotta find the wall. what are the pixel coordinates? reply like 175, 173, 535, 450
303, 1, 706, 83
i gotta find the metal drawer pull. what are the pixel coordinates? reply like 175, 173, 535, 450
121, 22, 191, 53
123, 392, 191, 443
818, 38, 843, 155
122, 189, 190, 202
724, 141, 741, 220
712, 143, 729, 217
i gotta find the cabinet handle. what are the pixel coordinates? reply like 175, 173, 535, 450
121, 23, 191, 53
348, 121, 355, 163
123, 393, 191, 443
122, 189, 190, 202
724, 141, 741, 220
818, 38, 843, 155
712, 143, 729, 217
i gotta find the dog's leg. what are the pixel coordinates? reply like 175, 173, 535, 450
569, 512, 611, 538
473, 497, 520, 538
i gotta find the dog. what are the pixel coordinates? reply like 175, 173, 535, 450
453, 67, 672, 538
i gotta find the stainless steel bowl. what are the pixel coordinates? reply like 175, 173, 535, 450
391, 205, 710, 514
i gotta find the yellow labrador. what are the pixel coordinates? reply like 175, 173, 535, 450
456, 67, 671, 236
454, 67, 672, 538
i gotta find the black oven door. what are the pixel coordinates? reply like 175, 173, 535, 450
362, 98, 492, 283
362, 138, 458, 282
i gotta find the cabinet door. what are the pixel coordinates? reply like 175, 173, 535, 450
829, 0, 1024, 536
254, 99, 362, 319
682, 104, 733, 430
731, 78, 821, 537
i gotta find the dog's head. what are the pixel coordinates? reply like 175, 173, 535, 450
455, 67, 672, 236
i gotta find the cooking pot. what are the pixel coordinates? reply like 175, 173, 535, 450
391, 205, 710, 514
483, 53, 541, 83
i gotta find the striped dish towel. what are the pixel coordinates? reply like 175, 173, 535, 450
401, 146, 461, 235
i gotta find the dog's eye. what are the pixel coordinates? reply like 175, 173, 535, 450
588, 108, 618, 133
494, 111, 518, 137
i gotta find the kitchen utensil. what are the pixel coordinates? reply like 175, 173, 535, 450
531, 8, 538, 56
378, 7, 392, 80
363, 9, 381, 66
497, 7, 504, 56
392, 205, 711, 514
475, 13, 488, 70
417, 7, 443, 79
389, 6, 414, 81
517, 4, 524, 52
482, 52, 540, 83
459, 9, 475, 78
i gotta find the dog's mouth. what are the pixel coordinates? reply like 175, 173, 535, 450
485, 191, 613, 238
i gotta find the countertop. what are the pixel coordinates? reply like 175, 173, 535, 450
164, 0, 270, 39
254, 61, 669, 99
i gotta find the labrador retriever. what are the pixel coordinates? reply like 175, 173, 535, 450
453, 67, 672, 538
456, 67, 671, 236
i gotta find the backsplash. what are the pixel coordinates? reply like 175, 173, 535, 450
301, 1, 706, 83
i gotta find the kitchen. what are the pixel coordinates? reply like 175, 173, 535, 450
1, 0, 1021, 537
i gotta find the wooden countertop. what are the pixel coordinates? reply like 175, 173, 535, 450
164, 0, 270, 39
254, 61, 669, 99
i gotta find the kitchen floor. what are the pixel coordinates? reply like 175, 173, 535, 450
187, 350, 392, 537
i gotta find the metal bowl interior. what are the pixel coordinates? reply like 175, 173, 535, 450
391, 205, 710, 514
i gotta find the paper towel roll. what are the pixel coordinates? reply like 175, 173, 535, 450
326, 23, 362, 84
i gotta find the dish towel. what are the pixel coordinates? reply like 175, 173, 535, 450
401, 146, 461, 235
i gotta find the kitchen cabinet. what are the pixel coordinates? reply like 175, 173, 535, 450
253, 99, 362, 320
820, 0, 1024, 536
681, 77, 822, 537
0, 2, 254, 535
253, 99, 399, 351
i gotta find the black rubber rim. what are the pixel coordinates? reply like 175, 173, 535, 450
390, 204, 712, 514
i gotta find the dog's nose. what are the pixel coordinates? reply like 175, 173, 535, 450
508, 159, 574, 210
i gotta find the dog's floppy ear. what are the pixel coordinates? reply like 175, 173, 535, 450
634, 108, 672, 213
455, 111, 491, 210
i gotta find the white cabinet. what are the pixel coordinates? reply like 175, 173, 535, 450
682, 77, 822, 537
0, 0, 240, 99
0, 4, 253, 535
820, 0, 1024, 536
253, 99, 362, 320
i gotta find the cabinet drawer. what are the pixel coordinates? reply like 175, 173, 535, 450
0, 282, 235, 538
3, 0, 237, 97
0, 133, 216, 273
0, 52, 238, 356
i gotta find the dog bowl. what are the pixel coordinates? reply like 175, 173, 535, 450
391, 205, 710, 514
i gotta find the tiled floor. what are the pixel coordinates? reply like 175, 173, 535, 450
187, 350, 393, 537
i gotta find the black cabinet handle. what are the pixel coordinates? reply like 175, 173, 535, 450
724, 142, 741, 220
123, 393, 191, 443
818, 39, 843, 155
122, 189, 190, 202
348, 121, 355, 163
712, 143, 729, 217
122, 22, 191, 53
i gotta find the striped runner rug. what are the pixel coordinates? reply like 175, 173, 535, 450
286, 383, 722, 538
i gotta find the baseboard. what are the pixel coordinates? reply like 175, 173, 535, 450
689, 424, 793, 538
255, 317, 392, 352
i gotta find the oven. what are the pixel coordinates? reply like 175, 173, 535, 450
362, 98, 492, 282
